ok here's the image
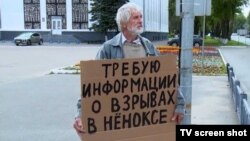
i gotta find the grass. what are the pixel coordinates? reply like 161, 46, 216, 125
226, 40, 247, 46
204, 37, 221, 46
204, 36, 247, 46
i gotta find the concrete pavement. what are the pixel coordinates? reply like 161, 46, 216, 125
0, 42, 239, 141
191, 75, 239, 124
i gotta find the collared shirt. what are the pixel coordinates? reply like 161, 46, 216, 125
121, 33, 141, 45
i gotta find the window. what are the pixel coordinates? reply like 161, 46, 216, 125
72, 0, 88, 29
24, 0, 41, 29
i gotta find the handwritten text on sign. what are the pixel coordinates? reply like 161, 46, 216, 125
80, 56, 178, 135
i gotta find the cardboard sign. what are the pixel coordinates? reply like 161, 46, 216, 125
80, 55, 178, 141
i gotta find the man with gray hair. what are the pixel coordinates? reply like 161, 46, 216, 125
73, 2, 185, 139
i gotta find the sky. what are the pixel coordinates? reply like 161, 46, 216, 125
242, 4, 250, 17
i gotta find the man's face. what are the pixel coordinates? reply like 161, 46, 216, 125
126, 10, 143, 35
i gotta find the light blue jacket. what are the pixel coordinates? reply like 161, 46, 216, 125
95, 33, 160, 59
76, 33, 185, 117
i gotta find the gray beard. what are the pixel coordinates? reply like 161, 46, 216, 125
128, 27, 143, 35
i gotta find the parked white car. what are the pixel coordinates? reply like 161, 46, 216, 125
14, 32, 43, 46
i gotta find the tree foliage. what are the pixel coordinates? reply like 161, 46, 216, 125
247, 12, 250, 30
89, 0, 128, 34
210, 0, 248, 39
201, 0, 248, 39
168, 0, 181, 37
233, 13, 247, 31
169, 0, 249, 40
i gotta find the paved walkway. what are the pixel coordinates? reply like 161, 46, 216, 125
191, 75, 239, 124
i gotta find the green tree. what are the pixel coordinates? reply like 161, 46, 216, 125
170, 0, 249, 40
233, 13, 247, 32
208, 0, 248, 39
89, 0, 128, 40
168, 0, 181, 37
247, 12, 250, 30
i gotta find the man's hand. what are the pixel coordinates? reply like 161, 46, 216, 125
73, 117, 85, 140
171, 112, 184, 124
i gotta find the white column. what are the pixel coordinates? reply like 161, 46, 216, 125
40, 0, 47, 30
88, 0, 93, 29
66, 0, 72, 30
0, 0, 1, 29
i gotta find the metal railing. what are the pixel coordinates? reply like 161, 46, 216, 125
226, 63, 250, 124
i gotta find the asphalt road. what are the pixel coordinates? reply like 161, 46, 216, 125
219, 46, 250, 103
0, 42, 100, 141
0, 75, 81, 141
0, 42, 100, 85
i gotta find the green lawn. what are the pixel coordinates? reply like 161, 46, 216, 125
204, 36, 246, 46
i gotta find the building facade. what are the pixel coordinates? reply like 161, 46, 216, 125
0, 0, 168, 43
